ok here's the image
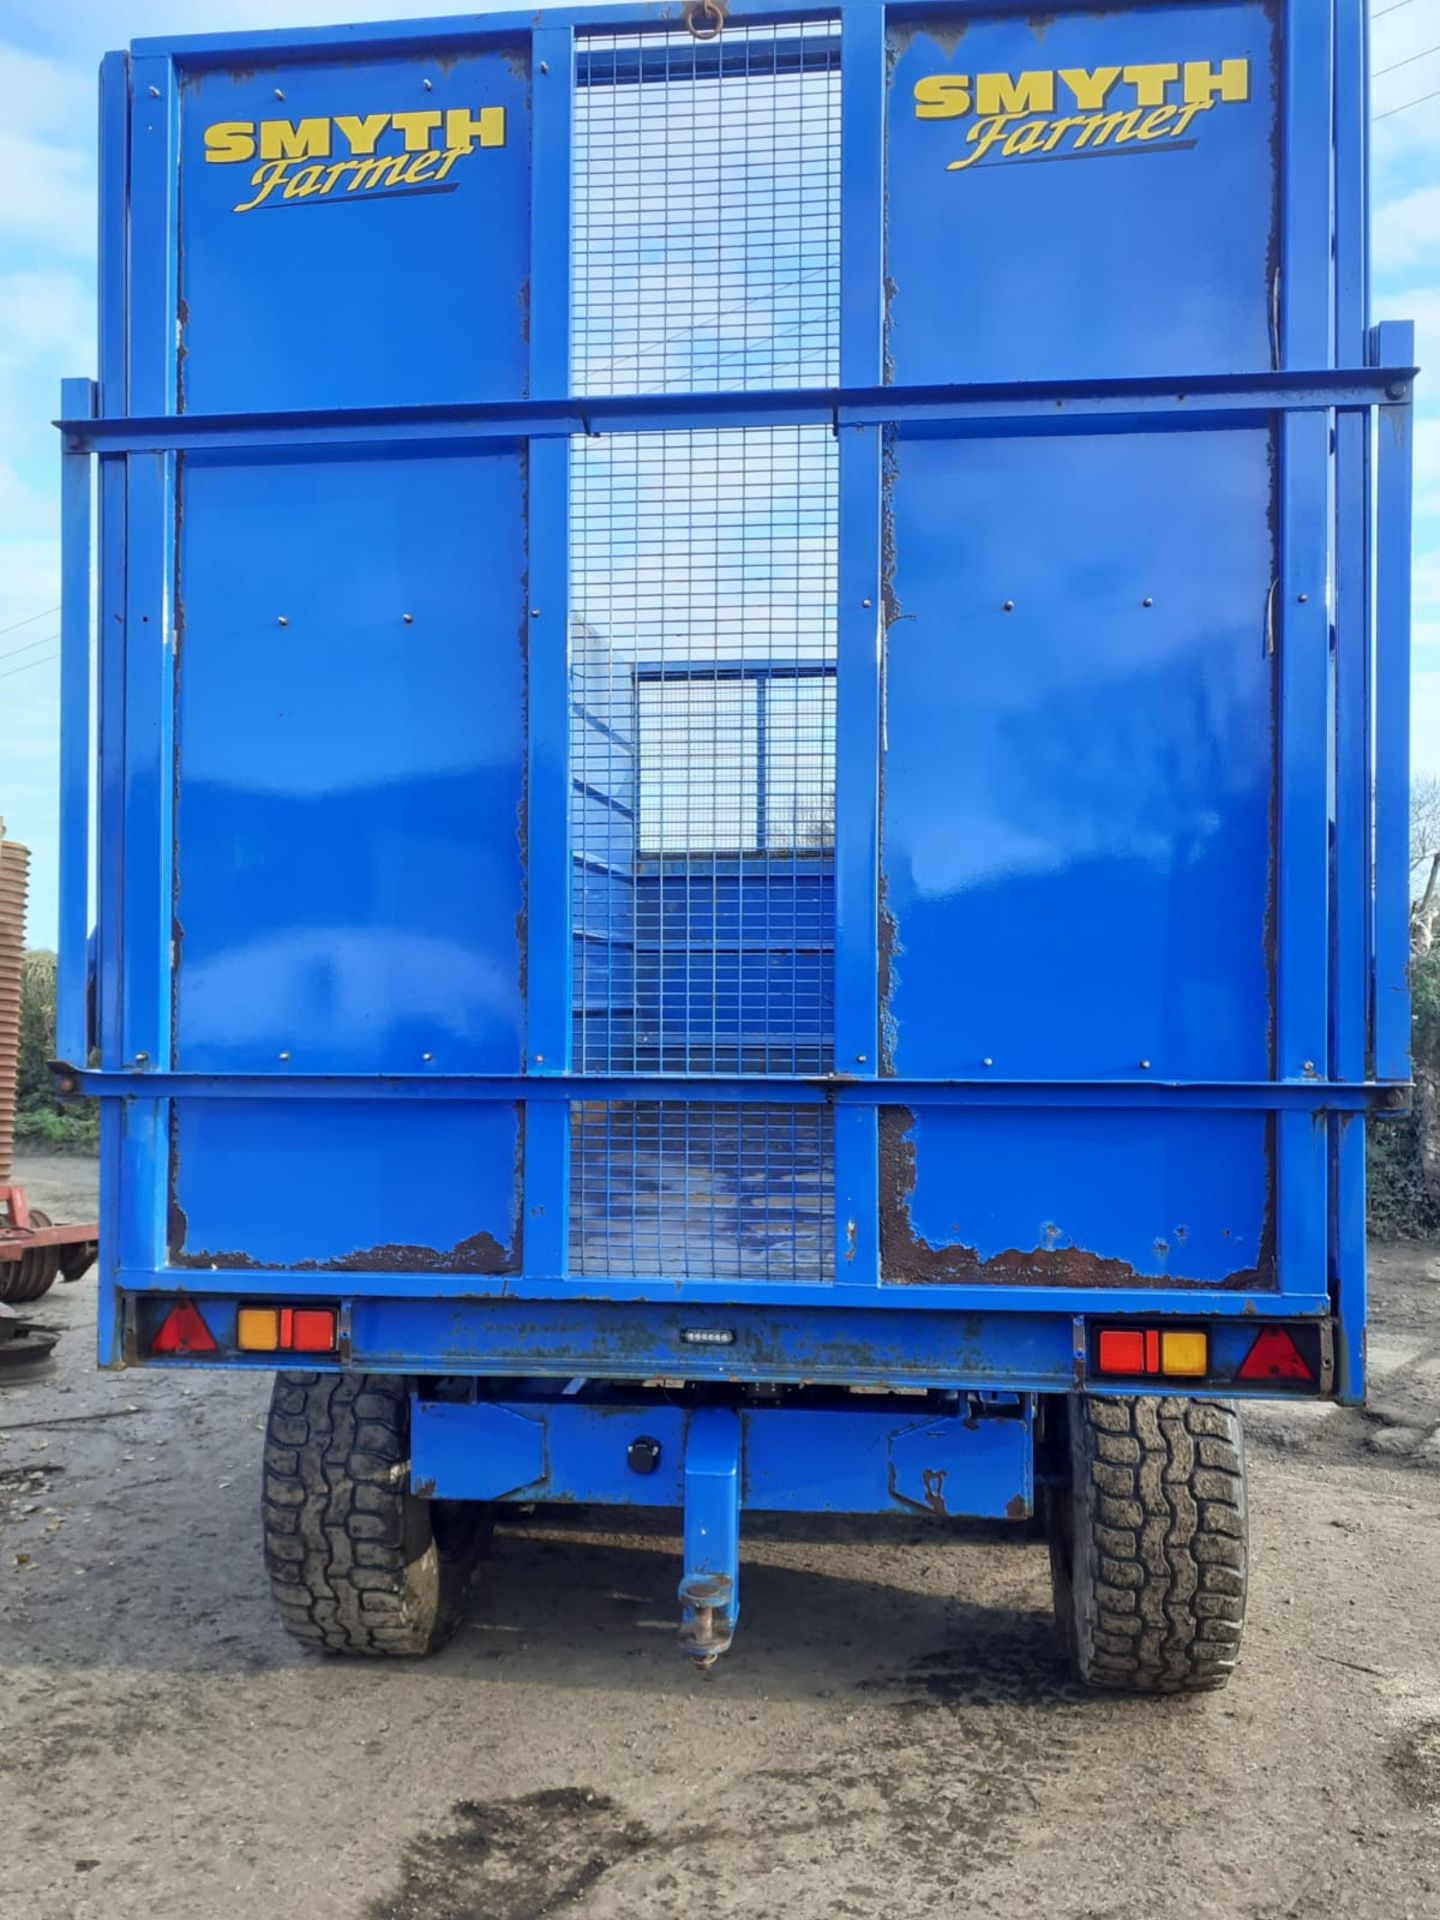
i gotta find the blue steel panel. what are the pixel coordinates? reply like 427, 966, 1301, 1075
176, 47, 530, 413
882, 428, 1272, 1083
173, 450, 525, 1073
884, 4, 1277, 384
884, 1106, 1269, 1288
409, 1395, 1033, 1519
169, 1098, 521, 1270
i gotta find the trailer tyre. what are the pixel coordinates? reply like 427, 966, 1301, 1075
262, 1372, 487, 1657
1047, 1393, 1247, 1694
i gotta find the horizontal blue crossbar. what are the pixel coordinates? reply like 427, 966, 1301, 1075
56, 367, 1413, 456
73, 1069, 1404, 1111
408, 1392, 1032, 1518
121, 1291, 1337, 1382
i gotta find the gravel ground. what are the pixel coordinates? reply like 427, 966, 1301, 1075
3, 1150, 1439, 1920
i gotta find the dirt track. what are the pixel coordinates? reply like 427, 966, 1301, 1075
3, 1151, 1439, 1920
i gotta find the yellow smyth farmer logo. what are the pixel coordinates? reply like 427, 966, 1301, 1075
203, 107, 506, 212
913, 58, 1250, 169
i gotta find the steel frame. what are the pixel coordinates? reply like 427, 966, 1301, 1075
62, 0, 1413, 1409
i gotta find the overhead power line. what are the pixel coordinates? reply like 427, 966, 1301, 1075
0, 630, 60, 668
0, 649, 59, 684
1374, 40, 1440, 77
1374, 85, 1440, 118
0, 605, 59, 641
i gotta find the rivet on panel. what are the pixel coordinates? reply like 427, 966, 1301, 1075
534, 1054, 545, 1065
1002, 600, 1014, 613
277, 615, 289, 627
862, 598, 872, 609
1303, 1059, 1315, 1074
134, 1051, 149, 1065
148, 84, 160, 97
1298, 592, 1309, 603
1139, 1059, 1151, 1070
274, 88, 285, 100
540, 60, 550, 73
981, 1057, 993, 1068
1142, 596, 1153, 608
403, 613, 414, 624
855, 1053, 867, 1065
422, 1052, 434, 1062
278, 1051, 291, 1062
531, 608, 541, 617
423, 77, 434, 90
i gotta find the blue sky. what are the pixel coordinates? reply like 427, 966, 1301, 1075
0, 0, 1435, 945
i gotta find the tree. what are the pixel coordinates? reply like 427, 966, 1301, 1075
1412, 775, 1440, 955
1369, 778, 1440, 1237
1409, 778, 1440, 1223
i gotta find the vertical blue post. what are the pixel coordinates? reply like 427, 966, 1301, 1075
119, 54, 180, 1287
1372, 319, 1415, 1087
524, 25, 577, 1281
833, 0, 885, 1289
96, 51, 129, 1079
1330, 0, 1369, 1401
1275, 0, 1334, 1299
678, 1407, 741, 1667
57, 377, 96, 1070
95, 50, 131, 1369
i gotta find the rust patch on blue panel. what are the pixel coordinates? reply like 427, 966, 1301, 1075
166, 1109, 524, 1274
170, 1224, 518, 1276
878, 1107, 1269, 1290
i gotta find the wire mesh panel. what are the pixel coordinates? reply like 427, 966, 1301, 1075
571, 1101, 833, 1281
568, 18, 841, 1282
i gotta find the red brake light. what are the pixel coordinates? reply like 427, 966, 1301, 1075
291, 1308, 337, 1353
1237, 1327, 1314, 1382
151, 1301, 218, 1355
1096, 1329, 1146, 1375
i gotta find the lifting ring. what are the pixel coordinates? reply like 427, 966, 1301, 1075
683, 0, 726, 40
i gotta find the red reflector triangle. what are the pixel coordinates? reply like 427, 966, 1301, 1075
151, 1301, 218, 1356
1237, 1326, 1312, 1382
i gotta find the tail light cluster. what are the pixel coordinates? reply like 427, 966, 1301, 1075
1092, 1322, 1319, 1388
147, 1299, 337, 1358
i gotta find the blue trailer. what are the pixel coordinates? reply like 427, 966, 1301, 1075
56, 0, 1414, 1688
